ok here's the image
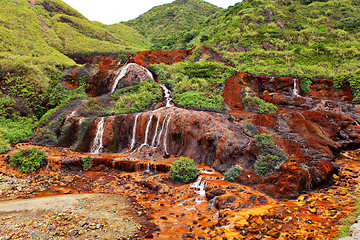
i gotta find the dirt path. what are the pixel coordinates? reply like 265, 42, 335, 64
0, 193, 146, 239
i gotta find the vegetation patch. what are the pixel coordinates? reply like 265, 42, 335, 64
149, 62, 236, 111
242, 87, 277, 114
170, 156, 199, 183
108, 79, 162, 115
224, 165, 243, 182
253, 134, 287, 176
7, 148, 47, 173
337, 192, 360, 238
82, 156, 92, 169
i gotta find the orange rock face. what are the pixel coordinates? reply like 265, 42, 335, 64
129, 48, 194, 67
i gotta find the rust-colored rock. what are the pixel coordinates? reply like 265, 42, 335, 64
129, 49, 194, 67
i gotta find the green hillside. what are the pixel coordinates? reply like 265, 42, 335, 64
186, 0, 360, 96
125, 0, 222, 50
0, 0, 149, 152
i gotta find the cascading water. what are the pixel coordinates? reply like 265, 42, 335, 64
156, 114, 169, 147
111, 63, 154, 94
130, 114, 140, 150
163, 116, 172, 155
159, 84, 173, 108
140, 114, 154, 147
191, 177, 207, 204
151, 116, 161, 147
293, 79, 301, 97
64, 110, 77, 122
90, 117, 105, 154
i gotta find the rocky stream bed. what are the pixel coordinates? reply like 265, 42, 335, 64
0, 143, 359, 239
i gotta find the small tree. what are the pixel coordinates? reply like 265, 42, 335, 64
170, 157, 199, 183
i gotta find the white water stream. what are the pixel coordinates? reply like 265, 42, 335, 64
141, 115, 154, 147
160, 84, 173, 107
293, 79, 301, 97
90, 117, 105, 154
130, 114, 140, 150
111, 63, 154, 94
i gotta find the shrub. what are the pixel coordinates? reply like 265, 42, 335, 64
300, 77, 312, 93
224, 165, 243, 182
242, 87, 277, 114
253, 133, 288, 176
254, 134, 276, 151
82, 156, 92, 169
8, 148, 47, 173
0, 132, 11, 154
170, 157, 199, 183
254, 153, 282, 176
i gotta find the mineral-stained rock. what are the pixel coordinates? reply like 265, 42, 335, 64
129, 49, 194, 67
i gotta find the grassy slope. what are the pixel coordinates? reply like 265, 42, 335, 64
0, 0, 150, 153
191, 0, 360, 79
124, 0, 221, 49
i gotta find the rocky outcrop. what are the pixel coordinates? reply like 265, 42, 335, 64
222, 71, 360, 198
61, 59, 154, 97
129, 49, 194, 67
36, 49, 360, 199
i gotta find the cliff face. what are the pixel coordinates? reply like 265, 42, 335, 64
129, 49, 194, 67
34, 49, 360, 199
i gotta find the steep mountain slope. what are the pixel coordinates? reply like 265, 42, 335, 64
0, 0, 149, 153
187, 0, 360, 101
124, 0, 221, 50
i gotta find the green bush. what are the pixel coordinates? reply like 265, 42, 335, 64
254, 134, 276, 152
224, 165, 242, 182
253, 133, 288, 176
170, 157, 199, 183
300, 77, 312, 93
242, 87, 277, 114
254, 153, 281, 176
149, 62, 236, 111
8, 148, 47, 173
82, 156, 92, 169
0, 132, 11, 154
108, 79, 162, 115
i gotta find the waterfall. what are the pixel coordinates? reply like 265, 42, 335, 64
145, 163, 150, 172
90, 117, 105, 154
191, 177, 206, 198
111, 64, 131, 93
111, 63, 154, 94
151, 116, 161, 147
130, 114, 140, 150
141, 114, 154, 147
64, 110, 77, 122
293, 79, 301, 97
163, 116, 172, 155
355, 120, 360, 126
159, 84, 173, 107
156, 114, 169, 147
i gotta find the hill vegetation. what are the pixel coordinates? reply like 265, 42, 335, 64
170, 0, 360, 101
124, 0, 221, 50
0, 0, 149, 152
